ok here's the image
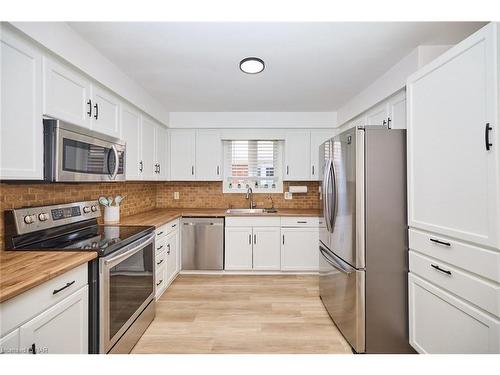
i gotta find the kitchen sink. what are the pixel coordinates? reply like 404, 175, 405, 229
225, 208, 278, 215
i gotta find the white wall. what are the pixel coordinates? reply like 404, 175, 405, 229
336, 45, 451, 126
169, 112, 337, 129
9, 22, 169, 126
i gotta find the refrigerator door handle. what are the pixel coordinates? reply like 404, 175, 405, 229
319, 245, 353, 274
328, 159, 337, 231
322, 159, 332, 233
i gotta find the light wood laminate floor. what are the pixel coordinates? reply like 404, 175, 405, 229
132, 274, 352, 354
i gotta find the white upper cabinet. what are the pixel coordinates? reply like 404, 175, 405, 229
140, 117, 157, 180
155, 125, 169, 180
284, 130, 311, 180
170, 129, 196, 181
121, 105, 142, 180
387, 90, 406, 129
42, 57, 91, 129
1, 25, 43, 180
407, 23, 499, 250
365, 101, 389, 127
196, 130, 222, 181
310, 130, 334, 180
90, 84, 121, 138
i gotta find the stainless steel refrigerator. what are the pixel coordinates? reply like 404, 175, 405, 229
318, 126, 414, 354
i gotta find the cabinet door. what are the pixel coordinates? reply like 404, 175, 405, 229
281, 228, 319, 271
407, 25, 499, 249
155, 125, 169, 181
19, 286, 88, 354
225, 227, 253, 270
1, 26, 43, 180
310, 130, 333, 180
42, 57, 91, 128
409, 273, 500, 354
166, 230, 178, 284
196, 130, 222, 181
252, 227, 281, 270
0, 329, 20, 354
387, 91, 406, 129
121, 105, 142, 180
284, 130, 311, 180
365, 101, 388, 126
141, 117, 157, 180
170, 129, 196, 180
91, 84, 121, 138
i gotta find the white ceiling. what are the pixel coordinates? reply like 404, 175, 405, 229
68, 22, 485, 112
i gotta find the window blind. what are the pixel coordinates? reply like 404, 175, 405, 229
223, 140, 282, 192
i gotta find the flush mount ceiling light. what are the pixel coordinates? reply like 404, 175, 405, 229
239, 57, 265, 74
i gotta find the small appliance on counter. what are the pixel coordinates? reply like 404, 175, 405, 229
4, 200, 155, 354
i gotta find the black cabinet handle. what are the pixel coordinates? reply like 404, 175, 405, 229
158, 164, 161, 174
286, 165, 289, 175
157, 231, 164, 236
430, 238, 451, 247
191, 166, 195, 175
254, 234, 257, 245
156, 259, 164, 266
282, 234, 285, 245
53, 280, 75, 295
485, 123, 493, 151
383, 119, 387, 126
312, 165, 315, 175
93, 103, 98, 120
29, 343, 36, 354
139, 161, 143, 172
172, 224, 177, 228
87, 100, 92, 117
297, 221, 307, 224
156, 279, 163, 287
217, 166, 220, 175
249, 234, 251, 245
431, 264, 452, 276
156, 245, 163, 251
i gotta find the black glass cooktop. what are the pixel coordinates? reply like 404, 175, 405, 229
21, 224, 154, 257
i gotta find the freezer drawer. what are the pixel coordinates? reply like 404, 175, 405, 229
319, 243, 365, 353
181, 217, 224, 270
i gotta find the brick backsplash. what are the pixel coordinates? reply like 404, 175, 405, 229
0, 180, 319, 249
156, 181, 320, 210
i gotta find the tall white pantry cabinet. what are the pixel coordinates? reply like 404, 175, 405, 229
406, 22, 500, 354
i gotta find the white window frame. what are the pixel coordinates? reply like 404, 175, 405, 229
223, 140, 284, 194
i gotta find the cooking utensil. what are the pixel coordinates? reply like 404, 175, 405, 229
107, 196, 113, 206
99, 196, 109, 207
115, 195, 125, 206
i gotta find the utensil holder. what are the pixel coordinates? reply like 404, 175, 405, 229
104, 206, 120, 224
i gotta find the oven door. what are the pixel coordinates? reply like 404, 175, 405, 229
99, 233, 155, 353
53, 126, 125, 182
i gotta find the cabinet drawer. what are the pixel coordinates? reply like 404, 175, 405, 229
155, 249, 166, 269
409, 251, 500, 317
409, 273, 500, 353
155, 219, 179, 239
409, 229, 500, 283
226, 217, 280, 227
155, 236, 167, 255
281, 216, 319, 227
0, 263, 87, 337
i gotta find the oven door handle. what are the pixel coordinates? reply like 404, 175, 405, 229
110, 144, 119, 180
102, 232, 155, 267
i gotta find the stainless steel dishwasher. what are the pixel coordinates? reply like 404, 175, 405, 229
181, 217, 224, 270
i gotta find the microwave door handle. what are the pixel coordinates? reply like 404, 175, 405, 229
110, 145, 119, 180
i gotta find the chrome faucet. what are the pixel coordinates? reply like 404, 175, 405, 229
246, 187, 256, 209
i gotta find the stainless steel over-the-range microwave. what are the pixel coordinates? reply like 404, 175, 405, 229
43, 119, 126, 182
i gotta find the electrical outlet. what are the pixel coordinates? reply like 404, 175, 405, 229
284, 192, 293, 200
174, 192, 180, 200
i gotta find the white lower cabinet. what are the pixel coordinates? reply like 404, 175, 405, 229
280, 227, 319, 271
225, 227, 254, 270
0, 329, 19, 354
252, 227, 281, 271
409, 273, 500, 354
154, 219, 180, 299
19, 286, 88, 354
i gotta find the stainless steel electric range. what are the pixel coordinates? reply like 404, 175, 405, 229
4, 200, 156, 354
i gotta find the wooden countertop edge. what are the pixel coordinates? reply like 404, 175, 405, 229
119, 208, 321, 228
0, 251, 97, 303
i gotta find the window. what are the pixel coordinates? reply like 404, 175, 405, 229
223, 140, 283, 193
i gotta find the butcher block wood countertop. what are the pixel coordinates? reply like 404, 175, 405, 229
119, 208, 321, 228
0, 250, 97, 303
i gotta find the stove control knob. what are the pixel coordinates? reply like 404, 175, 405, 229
24, 215, 34, 224
38, 213, 49, 222
91, 205, 98, 212
83, 206, 91, 214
